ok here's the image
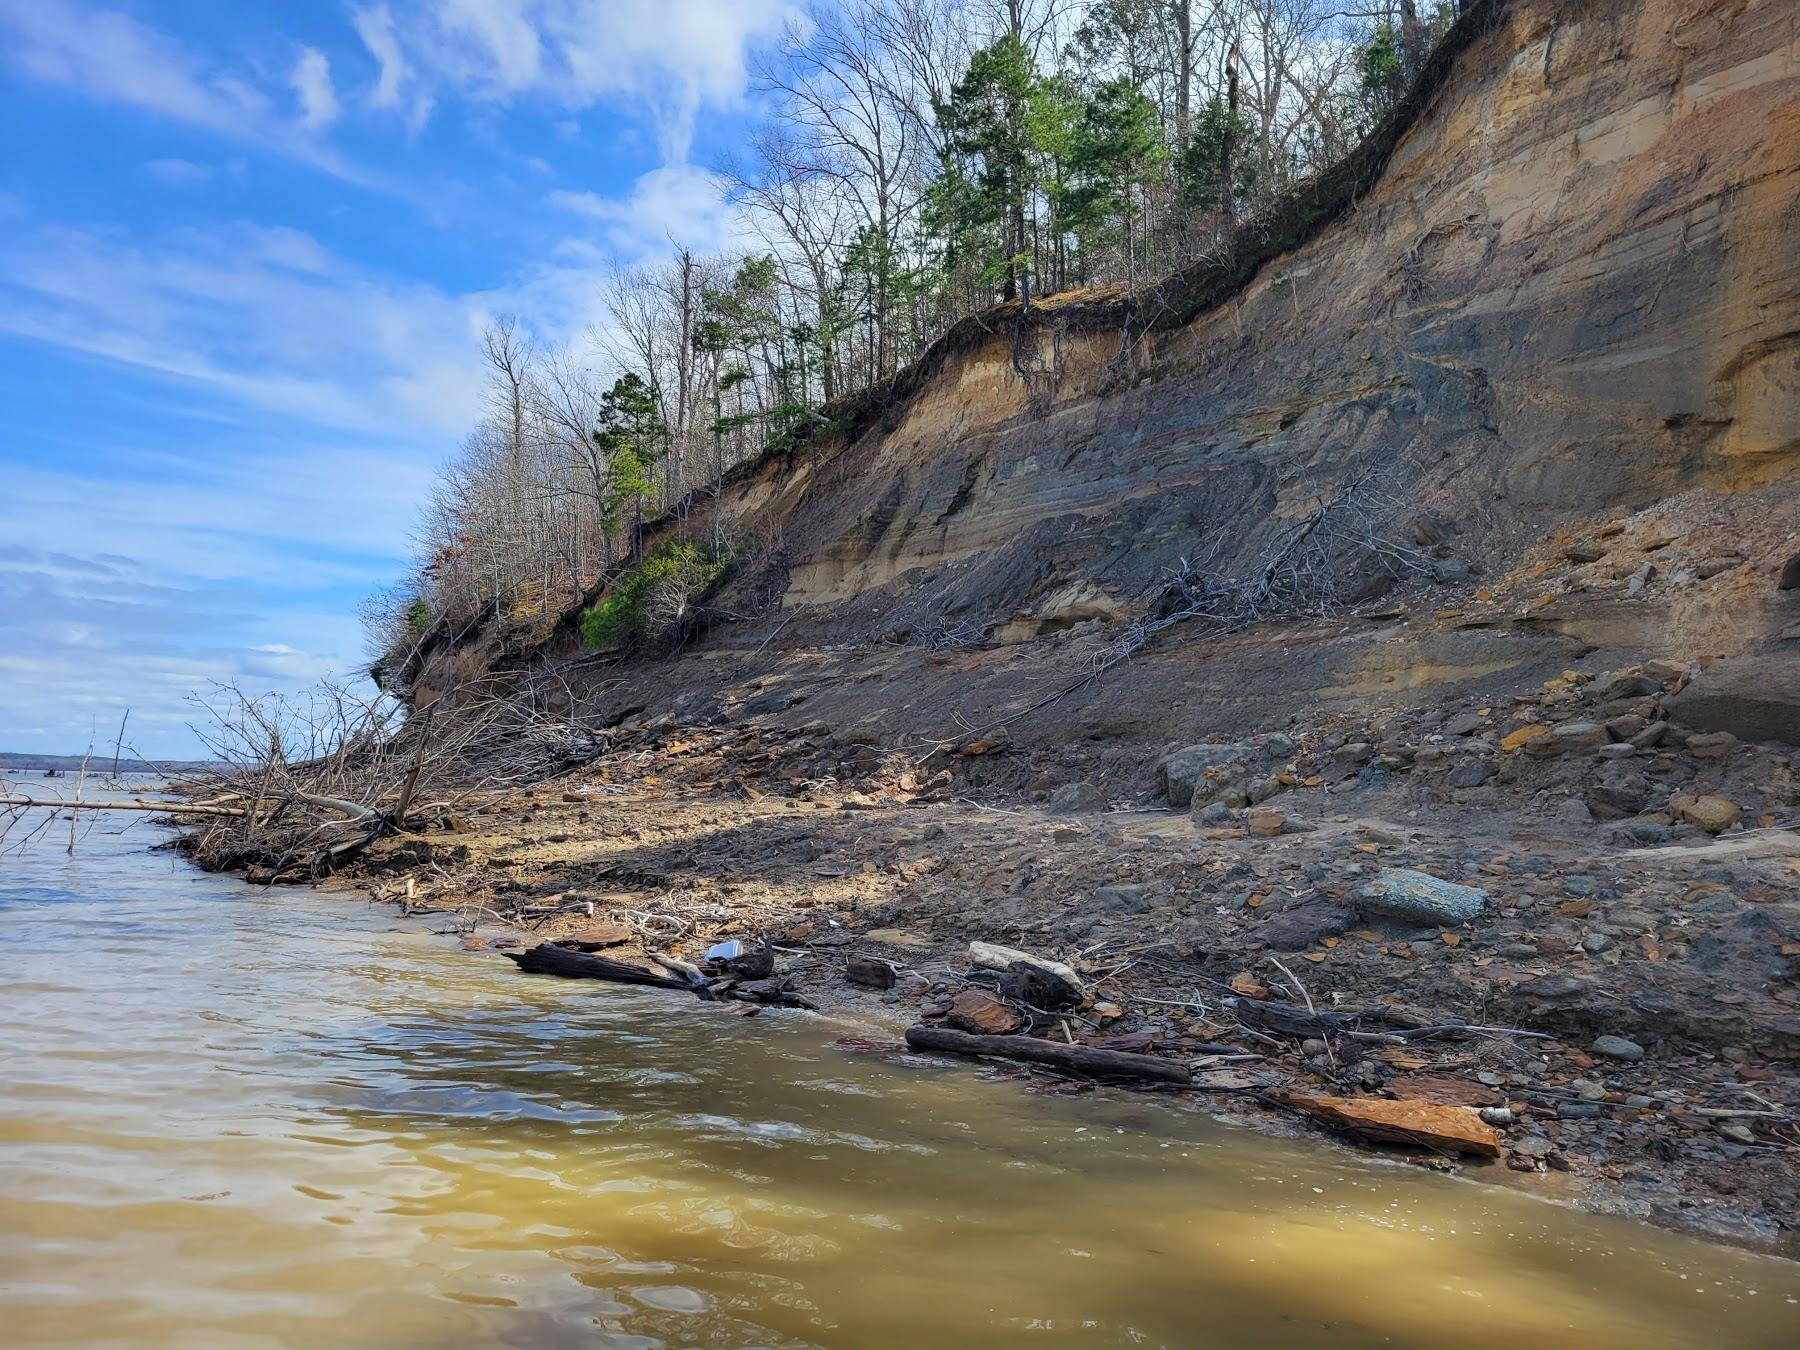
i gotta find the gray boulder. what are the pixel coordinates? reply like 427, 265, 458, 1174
1156, 743, 1255, 807
1666, 654, 1800, 745
1047, 781, 1107, 814
1355, 868, 1488, 926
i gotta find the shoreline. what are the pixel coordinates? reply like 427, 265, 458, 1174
241, 707, 1800, 1259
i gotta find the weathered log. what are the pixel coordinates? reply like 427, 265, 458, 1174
905, 1025, 1192, 1085
505, 942, 694, 990
0, 796, 247, 818
648, 951, 718, 1000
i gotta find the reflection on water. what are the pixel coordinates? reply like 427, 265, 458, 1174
2, 805, 1797, 1349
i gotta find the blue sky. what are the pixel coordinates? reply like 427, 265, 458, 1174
0, 0, 796, 758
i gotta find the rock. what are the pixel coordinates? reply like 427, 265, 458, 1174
1333, 742, 1375, 765
846, 955, 900, 990
1279, 813, 1318, 834
1259, 900, 1356, 951
968, 940, 1085, 997
1091, 1001, 1124, 1022
1591, 1034, 1644, 1062
1276, 1093, 1502, 1158
1445, 761, 1496, 788
1245, 776, 1283, 805
1666, 654, 1800, 745
1782, 621, 1800, 642
1605, 819, 1672, 846
1443, 711, 1485, 736
1554, 797, 1594, 825
1500, 723, 1550, 752
1355, 868, 1487, 926
1717, 1122, 1757, 1145
946, 988, 1026, 1036
1547, 721, 1608, 753
1671, 793, 1741, 834
1596, 743, 1636, 759
1596, 670, 1659, 701
1514, 973, 1592, 1000
1581, 933, 1613, 953
1047, 781, 1107, 814
1246, 807, 1288, 838
1629, 720, 1669, 749
1193, 801, 1235, 827
1564, 541, 1606, 563
999, 960, 1083, 1011
1511, 1134, 1556, 1160
1094, 884, 1156, 914
1156, 744, 1255, 807
1684, 731, 1738, 759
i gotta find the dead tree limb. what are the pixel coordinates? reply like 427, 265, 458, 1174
905, 1025, 1192, 1084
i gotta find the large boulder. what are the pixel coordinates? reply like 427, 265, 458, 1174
1666, 654, 1800, 745
1155, 743, 1255, 807
1355, 868, 1488, 926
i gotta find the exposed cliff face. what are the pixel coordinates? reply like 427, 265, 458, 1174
420, 0, 1799, 743
751, 0, 1797, 625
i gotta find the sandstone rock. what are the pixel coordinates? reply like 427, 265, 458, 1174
1276, 1093, 1502, 1158
1667, 655, 1800, 745
1547, 721, 1607, 753
1355, 868, 1487, 926
1671, 793, 1741, 834
946, 988, 1025, 1036
1629, 720, 1669, 749
1591, 1034, 1644, 1062
1246, 807, 1287, 837
1047, 781, 1107, 814
1684, 731, 1738, 759
1564, 542, 1606, 564
1156, 744, 1254, 806
1500, 723, 1549, 752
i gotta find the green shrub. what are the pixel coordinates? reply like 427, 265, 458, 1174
404, 597, 432, 637
581, 540, 734, 650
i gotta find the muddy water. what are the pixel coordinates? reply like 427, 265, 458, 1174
3, 812, 1798, 1349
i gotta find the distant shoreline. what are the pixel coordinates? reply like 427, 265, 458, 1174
0, 752, 213, 775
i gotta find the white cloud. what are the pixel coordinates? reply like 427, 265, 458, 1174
353, 0, 801, 161
292, 46, 340, 129
547, 162, 744, 259
0, 220, 490, 437
146, 158, 214, 185
0, 0, 384, 188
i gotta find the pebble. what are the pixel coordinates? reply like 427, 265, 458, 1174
1591, 1034, 1644, 1062
1581, 933, 1613, 953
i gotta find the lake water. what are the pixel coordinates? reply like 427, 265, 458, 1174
2, 797, 1797, 1348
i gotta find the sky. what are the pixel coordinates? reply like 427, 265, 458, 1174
0, 0, 801, 759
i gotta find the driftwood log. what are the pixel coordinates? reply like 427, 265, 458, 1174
505, 942, 698, 992
906, 1025, 1192, 1085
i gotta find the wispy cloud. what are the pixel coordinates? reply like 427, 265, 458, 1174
352, 0, 801, 162
0, 220, 491, 436
291, 46, 340, 129
0, 0, 387, 189
145, 158, 214, 185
